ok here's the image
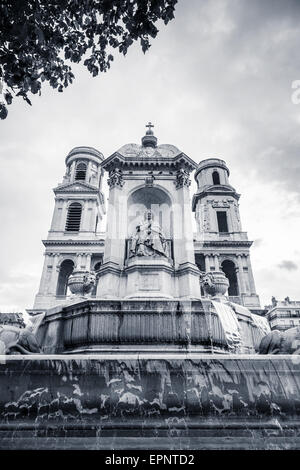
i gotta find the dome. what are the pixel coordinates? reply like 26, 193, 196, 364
65, 146, 104, 166
116, 143, 181, 159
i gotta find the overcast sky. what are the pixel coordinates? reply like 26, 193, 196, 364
1, 0, 300, 314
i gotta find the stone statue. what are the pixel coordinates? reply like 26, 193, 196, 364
0, 313, 45, 355
129, 210, 168, 258
271, 296, 277, 307
200, 271, 229, 298
68, 270, 97, 296
259, 326, 300, 355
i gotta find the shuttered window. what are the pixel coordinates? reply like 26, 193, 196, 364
65, 203, 82, 231
75, 162, 87, 181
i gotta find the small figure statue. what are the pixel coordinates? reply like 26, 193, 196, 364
271, 296, 277, 307
200, 271, 229, 298
83, 271, 96, 294
129, 210, 168, 258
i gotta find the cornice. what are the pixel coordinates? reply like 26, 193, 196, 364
192, 187, 240, 210
194, 240, 253, 248
54, 181, 100, 194
101, 151, 197, 173
43, 239, 105, 247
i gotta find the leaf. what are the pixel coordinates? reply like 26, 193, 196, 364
4, 91, 13, 105
0, 103, 8, 119
0, 0, 178, 118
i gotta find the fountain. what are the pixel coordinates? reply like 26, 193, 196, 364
1, 133, 299, 450
1, 271, 299, 450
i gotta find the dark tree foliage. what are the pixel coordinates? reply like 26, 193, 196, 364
0, 0, 177, 119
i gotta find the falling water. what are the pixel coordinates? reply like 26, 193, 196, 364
211, 300, 242, 352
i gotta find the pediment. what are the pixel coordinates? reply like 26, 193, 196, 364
54, 181, 98, 193
101, 150, 197, 173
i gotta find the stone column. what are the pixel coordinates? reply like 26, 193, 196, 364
50, 199, 63, 231
37, 253, 52, 294
70, 162, 76, 182
214, 254, 219, 271
246, 255, 257, 294
174, 172, 201, 298
80, 201, 87, 231
98, 173, 126, 298
75, 253, 82, 270
49, 253, 61, 295
237, 254, 246, 294
61, 200, 68, 231
205, 254, 210, 272
86, 253, 92, 272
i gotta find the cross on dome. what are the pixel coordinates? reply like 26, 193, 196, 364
141, 121, 157, 148
145, 122, 154, 135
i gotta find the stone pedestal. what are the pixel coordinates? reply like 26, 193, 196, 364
124, 257, 174, 299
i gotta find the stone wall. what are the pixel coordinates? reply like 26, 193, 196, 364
0, 355, 300, 449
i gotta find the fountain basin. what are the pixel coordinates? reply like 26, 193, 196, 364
36, 299, 266, 354
0, 354, 300, 449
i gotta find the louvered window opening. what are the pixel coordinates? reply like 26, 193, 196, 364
65, 203, 82, 231
75, 163, 87, 181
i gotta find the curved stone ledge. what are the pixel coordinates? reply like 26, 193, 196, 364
0, 355, 300, 449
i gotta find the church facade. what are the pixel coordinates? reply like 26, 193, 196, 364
29, 125, 261, 314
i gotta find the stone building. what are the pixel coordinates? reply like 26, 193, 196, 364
29, 125, 261, 313
265, 297, 300, 331
193, 158, 261, 312
31, 146, 106, 312
0, 312, 25, 328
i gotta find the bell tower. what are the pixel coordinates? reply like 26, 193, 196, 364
192, 158, 261, 311
30, 146, 106, 313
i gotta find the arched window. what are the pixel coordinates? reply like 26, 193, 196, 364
65, 202, 82, 232
56, 259, 74, 296
75, 162, 87, 181
221, 260, 239, 296
212, 171, 220, 185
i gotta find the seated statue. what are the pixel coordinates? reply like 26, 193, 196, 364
259, 326, 300, 354
129, 210, 168, 258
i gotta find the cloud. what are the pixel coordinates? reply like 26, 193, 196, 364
253, 238, 264, 248
278, 260, 298, 271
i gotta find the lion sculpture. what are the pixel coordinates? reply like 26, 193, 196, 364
0, 313, 45, 355
259, 326, 300, 355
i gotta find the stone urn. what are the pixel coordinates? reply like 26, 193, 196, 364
200, 271, 229, 298
67, 270, 96, 296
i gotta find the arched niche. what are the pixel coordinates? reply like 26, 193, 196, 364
127, 186, 173, 238
56, 259, 74, 296
221, 259, 239, 296
212, 170, 220, 185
